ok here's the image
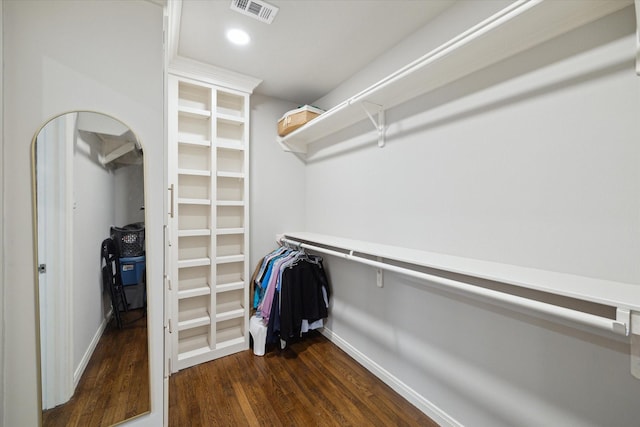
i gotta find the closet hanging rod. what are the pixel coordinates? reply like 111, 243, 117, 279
279, 237, 629, 337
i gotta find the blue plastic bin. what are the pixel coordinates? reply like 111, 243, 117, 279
119, 255, 146, 286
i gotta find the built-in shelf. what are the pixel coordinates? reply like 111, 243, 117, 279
178, 105, 212, 119
216, 254, 245, 264
216, 281, 245, 293
178, 307, 211, 331
178, 229, 212, 237
178, 198, 211, 205
216, 302, 245, 322
178, 285, 211, 299
178, 138, 211, 147
217, 113, 244, 125
278, 0, 631, 154
217, 138, 244, 150
216, 200, 244, 207
215, 325, 245, 347
217, 171, 244, 179
216, 227, 244, 235
179, 168, 211, 177
170, 73, 251, 372
178, 257, 211, 269
177, 335, 210, 361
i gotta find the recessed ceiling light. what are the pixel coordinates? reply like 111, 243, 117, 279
226, 28, 250, 46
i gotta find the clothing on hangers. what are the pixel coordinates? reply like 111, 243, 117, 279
252, 244, 330, 349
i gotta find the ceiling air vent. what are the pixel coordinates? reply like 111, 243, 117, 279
230, 0, 279, 24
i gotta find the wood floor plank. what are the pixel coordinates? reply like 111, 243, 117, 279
169, 331, 438, 426
42, 310, 150, 427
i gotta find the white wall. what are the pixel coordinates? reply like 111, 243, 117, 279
0, 0, 5, 419
305, 5, 640, 426
72, 130, 115, 378
1, 1, 164, 426
249, 94, 306, 267
114, 164, 145, 226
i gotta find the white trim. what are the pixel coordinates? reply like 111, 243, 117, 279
167, 0, 181, 64
73, 313, 110, 389
320, 327, 462, 427
0, 0, 5, 422
169, 56, 262, 94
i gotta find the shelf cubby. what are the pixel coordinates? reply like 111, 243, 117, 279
217, 91, 244, 118
178, 174, 210, 200
179, 81, 211, 112
216, 206, 244, 229
215, 318, 245, 348
217, 121, 244, 145
177, 326, 211, 360
216, 176, 244, 202
177, 204, 210, 231
177, 144, 210, 171
178, 295, 211, 331
178, 115, 210, 142
178, 235, 210, 262
216, 233, 244, 258
216, 261, 244, 290
217, 147, 244, 173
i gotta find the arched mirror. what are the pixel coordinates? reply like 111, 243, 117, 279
32, 112, 150, 426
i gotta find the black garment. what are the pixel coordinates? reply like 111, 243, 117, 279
279, 259, 329, 341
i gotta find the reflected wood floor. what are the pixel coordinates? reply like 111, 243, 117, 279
169, 331, 438, 426
42, 309, 149, 427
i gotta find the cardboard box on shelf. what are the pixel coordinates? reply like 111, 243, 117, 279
277, 105, 324, 137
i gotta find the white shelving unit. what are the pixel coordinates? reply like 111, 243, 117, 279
168, 74, 250, 372
278, 0, 633, 154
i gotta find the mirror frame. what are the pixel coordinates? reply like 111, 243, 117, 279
30, 110, 151, 426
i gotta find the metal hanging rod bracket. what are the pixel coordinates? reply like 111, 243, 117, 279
360, 101, 385, 147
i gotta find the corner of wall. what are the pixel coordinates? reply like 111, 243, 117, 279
0, 0, 6, 423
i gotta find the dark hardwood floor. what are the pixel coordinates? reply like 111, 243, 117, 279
43, 317, 437, 426
169, 331, 438, 426
42, 309, 149, 427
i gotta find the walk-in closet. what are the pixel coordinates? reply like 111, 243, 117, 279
3, 1, 640, 426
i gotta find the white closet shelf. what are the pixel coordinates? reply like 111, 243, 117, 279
178, 198, 212, 205
216, 254, 245, 264
216, 200, 245, 207
216, 302, 245, 322
178, 105, 212, 119
215, 326, 245, 347
217, 171, 244, 179
216, 281, 245, 293
217, 139, 244, 150
177, 335, 210, 361
216, 227, 244, 235
178, 137, 211, 147
178, 257, 211, 269
283, 232, 640, 313
179, 168, 211, 177
217, 113, 245, 125
178, 307, 211, 331
278, 0, 632, 153
178, 284, 211, 299
178, 229, 212, 237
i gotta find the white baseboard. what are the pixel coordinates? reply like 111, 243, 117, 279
73, 313, 111, 388
320, 327, 461, 427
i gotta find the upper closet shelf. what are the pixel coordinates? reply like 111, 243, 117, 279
278, 0, 633, 154
282, 232, 640, 314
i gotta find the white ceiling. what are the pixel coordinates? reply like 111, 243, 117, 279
176, 0, 455, 104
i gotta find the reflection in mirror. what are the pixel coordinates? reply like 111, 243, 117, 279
33, 112, 150, 426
